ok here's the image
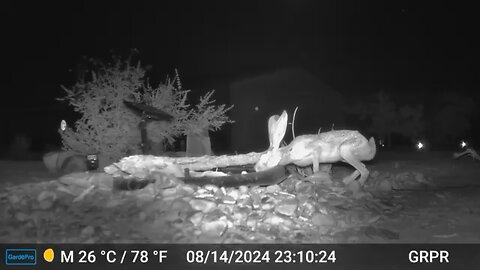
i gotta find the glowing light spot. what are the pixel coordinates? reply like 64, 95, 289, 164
60, 120, 67, 131
460, 140, 467, 148
416, 141, 424, 150
379, 139, 385, 147
254, 106, 259, 111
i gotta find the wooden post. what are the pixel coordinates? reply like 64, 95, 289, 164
186, 127, 212, 157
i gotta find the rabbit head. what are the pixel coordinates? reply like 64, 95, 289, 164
254, 110, 288, 172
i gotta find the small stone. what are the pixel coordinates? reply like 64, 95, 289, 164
161, 187, 178, 197
15, 212, 29, 221
196, 188, 209, 194
250, 193, 262, 209
182, 196, 193, 203
37, 191, 57, 210
311, 213, 336, 227
261, 203, 275, 211
38, 200, 54, 210
346, 180, 362, 195
307, 171, 333, 185
239, 193, 250, 200
83, 237, 98, 244
347, 235, 361, 242
378, 180, 392, 193
181, 185, 196, 195
103, 229, 112, 237
189, 212, 204, 226
251, 186, 266, 194
279, 177, 297, 193
246, 219, 258, 229
222, 195, 237, 205
275, 198, 298, 217
163, 211, 181, 222
189, 199, 217, 213
81, 226, 95, 237
265, 184, 281, 193
261, 194, 275, 203
214, 188, 225, 198
204, 184, 219, 192
201, 219, 228, 237
203, 209, 226, 223
299, 201, 316, 219
371, 170, 380, 178
238, 185, 249, 193
263, 212, 287, 226
105, 198, 123, 208
227, 189, 240, 200
414, 172, 428, 183
217, 204, 234, 215
236, 205, 251, 215
8, 194, 21, 204
138, 212, 148, 221
232, 210, 248, 222
237, 196, 252, 208
170, 198, 192, 212
195, 193, 214, 199
396, 172, 409, 181
37, 190, 56, 202
295, 181, 315, 194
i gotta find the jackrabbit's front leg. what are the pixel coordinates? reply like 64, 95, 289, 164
311, 152, 320, 173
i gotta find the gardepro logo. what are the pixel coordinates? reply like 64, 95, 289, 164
5, 248, 37, 265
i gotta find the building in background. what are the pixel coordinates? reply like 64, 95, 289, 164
229, 68, 346, 153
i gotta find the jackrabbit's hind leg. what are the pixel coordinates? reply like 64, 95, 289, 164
342, 170, 360, 185
340, 149, 369, 185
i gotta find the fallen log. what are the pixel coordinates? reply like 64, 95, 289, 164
104, 152, 265, 179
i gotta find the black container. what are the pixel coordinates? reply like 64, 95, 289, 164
86, 154, 99, 170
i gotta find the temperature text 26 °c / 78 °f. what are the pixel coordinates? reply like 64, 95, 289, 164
59, 249, 168, 264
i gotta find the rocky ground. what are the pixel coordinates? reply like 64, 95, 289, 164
0, 151, 479, 243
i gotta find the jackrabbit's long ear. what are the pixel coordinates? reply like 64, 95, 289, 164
268, 110, 288, 149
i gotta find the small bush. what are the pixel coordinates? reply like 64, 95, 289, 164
431, 92, 476, 145
58, 54, 233, 161
347, 90, 424, 146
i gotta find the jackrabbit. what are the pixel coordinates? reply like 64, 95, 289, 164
255, 110, 376, 185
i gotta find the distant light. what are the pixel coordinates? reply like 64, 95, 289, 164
254, 106, 259, 111
378, 139, 385, 147
416, 141, 424, 150
60, 120, 67, 131
460, 140, 467, 148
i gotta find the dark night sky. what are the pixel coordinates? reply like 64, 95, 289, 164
1, 0, 479, 152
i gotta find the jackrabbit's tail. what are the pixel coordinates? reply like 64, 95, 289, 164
365, 137, 377, 161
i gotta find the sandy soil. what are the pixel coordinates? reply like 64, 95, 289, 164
365, 151, 480, 243
0, 150, 479, 243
